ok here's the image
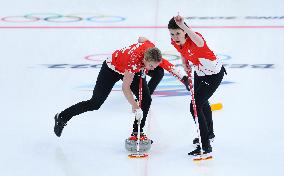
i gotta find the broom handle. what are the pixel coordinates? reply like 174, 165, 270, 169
186, 63, 203, 155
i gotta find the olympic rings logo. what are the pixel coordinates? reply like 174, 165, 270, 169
1, 13, 126, 23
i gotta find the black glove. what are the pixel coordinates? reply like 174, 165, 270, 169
181, 76, 190, 91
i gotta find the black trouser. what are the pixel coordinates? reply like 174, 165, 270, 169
190, 66, 225, 148
59, 61, 152, 132
147, 66, 164, 95
131, 66, 164, 131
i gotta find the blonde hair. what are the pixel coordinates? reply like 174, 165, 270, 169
144, 47, 162, 62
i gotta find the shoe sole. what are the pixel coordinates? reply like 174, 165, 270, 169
189, 150, 213, 157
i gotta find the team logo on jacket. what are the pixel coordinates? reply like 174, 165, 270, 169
131, 64, 137, 70
187, 49, 194, 56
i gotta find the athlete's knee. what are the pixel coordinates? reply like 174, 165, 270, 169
90, 104, 102, 111
87, 99, 103, 111
143, 95, 152, 106
194, 97, 206, 109
190, 102, 203, 116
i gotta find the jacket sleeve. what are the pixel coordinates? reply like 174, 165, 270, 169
159, 58, 186, 81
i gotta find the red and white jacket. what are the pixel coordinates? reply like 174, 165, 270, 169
171, 32, 222, 76
107, 40, 185, 80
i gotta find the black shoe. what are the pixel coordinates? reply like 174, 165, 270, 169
131, 131, 144, 136
130, 132, 147, 140
193, 133, 215, 145
188, 145, 212, 156
54, 113, 67, 137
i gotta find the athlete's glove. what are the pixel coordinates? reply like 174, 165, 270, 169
181, 76, 190, 91
134, 108, 143, 121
